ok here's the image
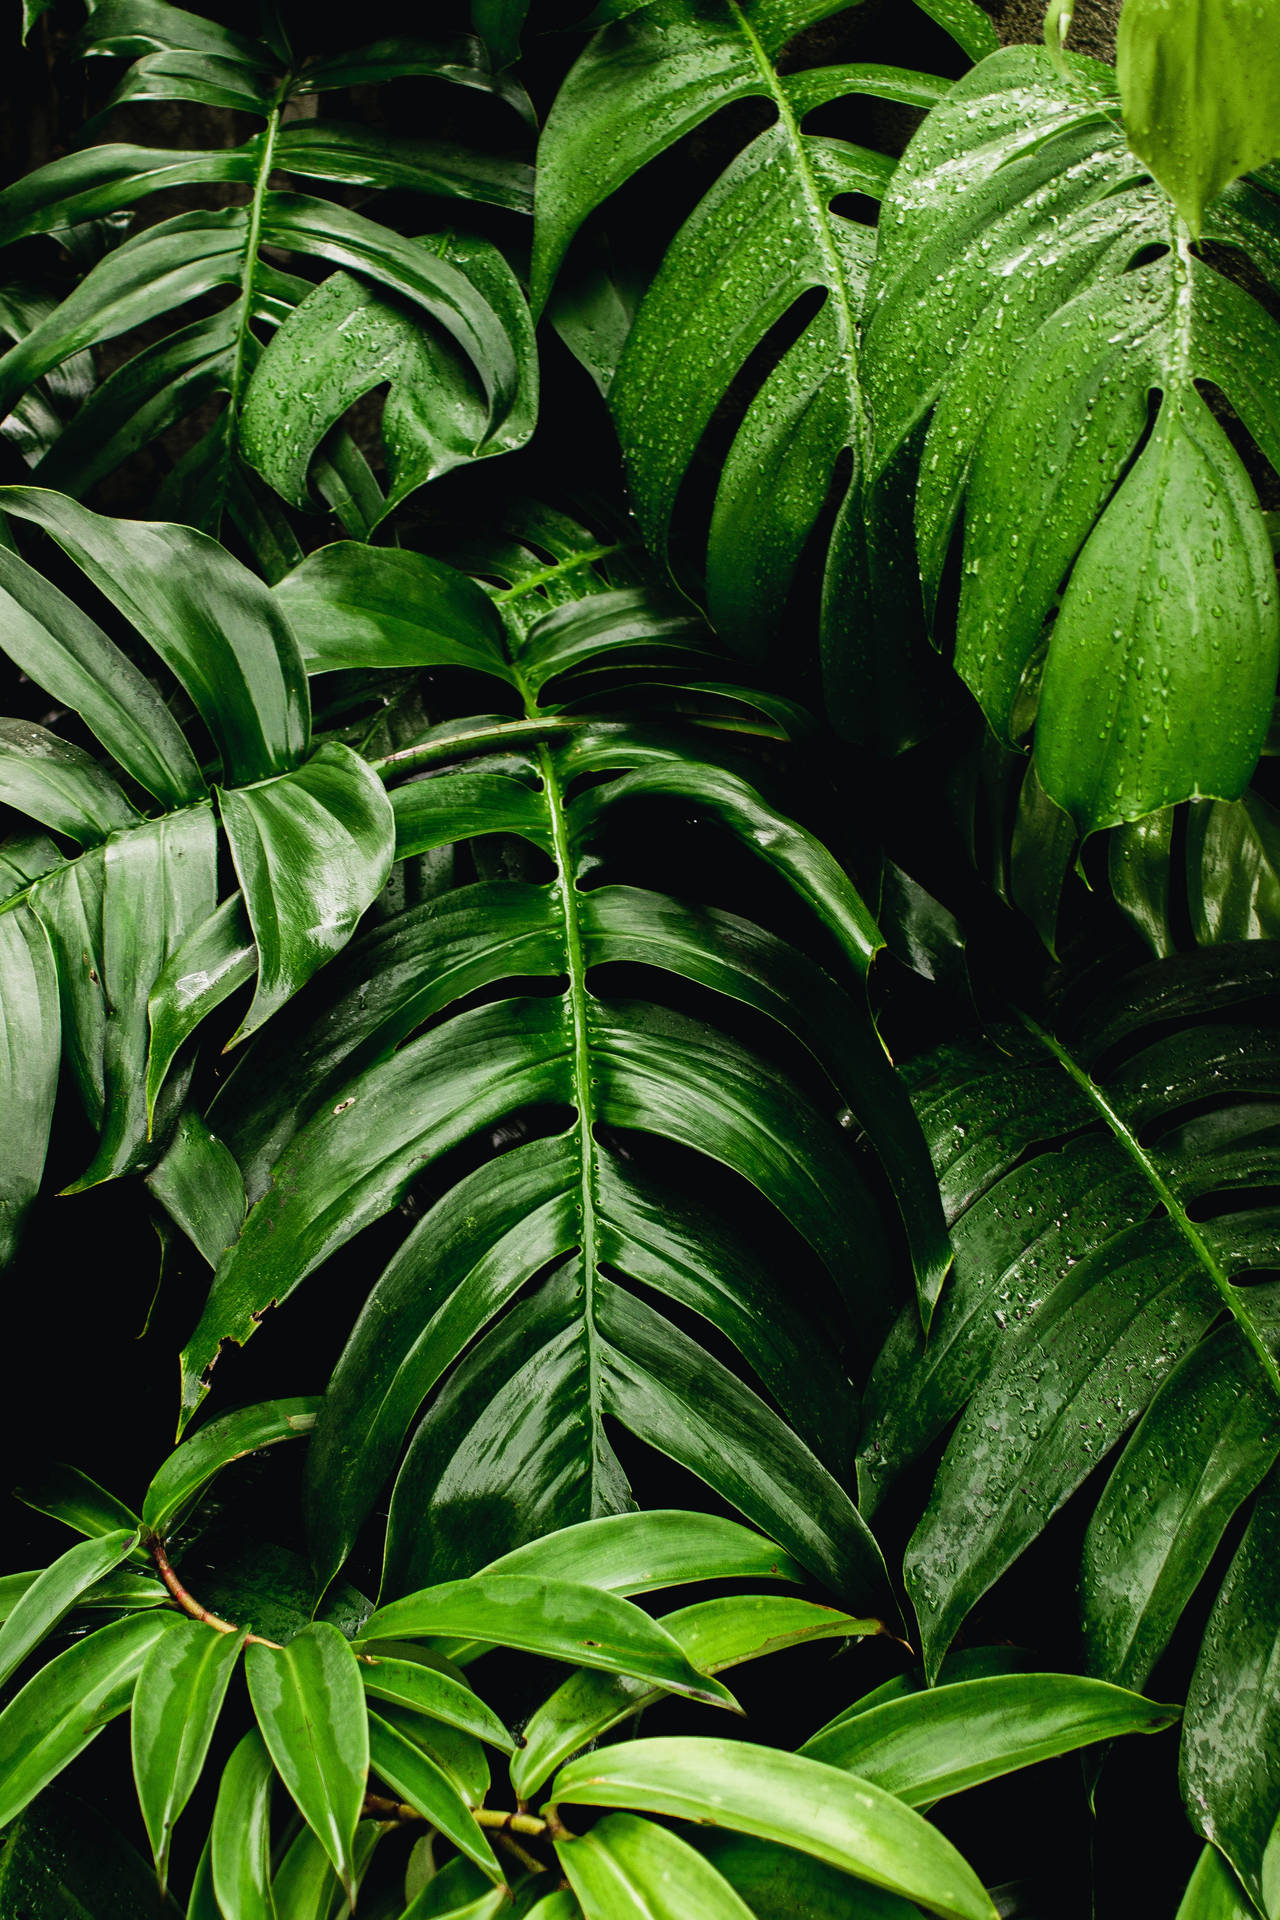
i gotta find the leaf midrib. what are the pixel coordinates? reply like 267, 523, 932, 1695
1020, 1009, 1280, 1405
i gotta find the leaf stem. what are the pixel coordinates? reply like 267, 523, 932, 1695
148, 1539, 283, 1649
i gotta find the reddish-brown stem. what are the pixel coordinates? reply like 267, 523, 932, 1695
149, 1540, 283, 1650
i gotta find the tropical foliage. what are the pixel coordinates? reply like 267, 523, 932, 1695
1, 0, 1279, 1914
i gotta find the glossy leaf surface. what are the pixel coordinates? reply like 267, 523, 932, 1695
246, 1623, 369, 1899
557, 1812, 755, 1920
0, 1529, 137, 1690
131, 1620, 246, 1889
143, 1397, 320, 1538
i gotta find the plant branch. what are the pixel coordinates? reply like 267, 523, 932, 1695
149, 1540, 283, 1649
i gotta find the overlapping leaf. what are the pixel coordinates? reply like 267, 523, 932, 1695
0, 3, 536, 536
533, 0, 990, 737
0, 493, 394, 1257
864, 44, 1280, 836
859, 946, 1280, 1901
174, 524, 945, 1608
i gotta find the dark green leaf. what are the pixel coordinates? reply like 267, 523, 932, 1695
272, 543, 511, 680
14, 1464, 141, 1543
0, 717, 139, 843
217, 740, 395, 1041
0, 904, 59, 1265
699, 1832, 921, 1919
146, 897, 255, 1123
0, 1790, 183, 1920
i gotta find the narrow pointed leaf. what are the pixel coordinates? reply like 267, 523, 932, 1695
144, 1398, 321, 1539
362, 1576, 737, 1709
14, 1464, 141, 1542
147, 896, 255, 1124
547, 1738, 997, 1920
246, 1623, 368, 1900
0, 904, 59, 1265
0, 1529, 138, 1690
557, 1813, 755, 1920
0, 718, 139, 842
798, 1673, 1178, 1803
132, 1620, 247, 1889
360, 1657, 514, 1751
0, 1613, 180, 1826
212, 1730, 277, 1920
366, 1713, 502, 1880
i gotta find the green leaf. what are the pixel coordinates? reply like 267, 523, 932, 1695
0, 546, 202, 806
132, 1620, 247, 1891
241, 241, 536, 524
272, 1819, 389, 1919
14, 1463, 141, 1543
0, 717, 139, 843
0, 1612, 180, 1826
0, 904, 59, 1265
367, 1712, 502, 1881
557, 1813, 756, 1920
146, 897, 255, 1124
0, 1529, 138, 1690
1181, 1465, 1280, 1905
217, 740, 395, 1041
547, 1738, 997, 1920
1118, 0, 1280, 236
1175, 1847, 1256, 1920
360, 1656, 515, 1752
514, 1595, 876, 1798
272, 543, 511, 681
145, 1109, 247, 1268
698, 1833, 921, 1919
481, 1510, 806, 1594
865, 45, 1280, 835
0, 1790, 184, 1920
246, 1623, 369, 1901
212, 1730, 277, 1920
362, 1576, 739, 1709
143, 1398, 320, 1539
797, 1672, 1178, 1802
0, 490, 311, 784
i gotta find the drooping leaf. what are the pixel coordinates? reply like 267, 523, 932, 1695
0, 902, 59, 1265
360, 1656, 515, 1752
1118, 0, 1280, 235
0, 1529, 138, 1690
211, 1730, 277, 1920
216, 740, 395, 1041
797, 1672, 1178, 1803
864, 45, 1280, 835
557, 1813, 756, 1920
14, 1462, 142, 1542
362, 1575, 737, 1709
246, 1623, 369, 1901
0, 1612, 180, 1827
143, 1397, 320, 1539
548, 1738, 997, 1920
131, 1620, 247, 1890
366, 1713, 502, 1881
698, 1832, 921, 1919
514, 1594, 877, 1798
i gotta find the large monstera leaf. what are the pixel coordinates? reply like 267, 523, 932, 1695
0, 0, 535, 542
859, 946, 1280, 1906
0, 488, 394, 1260
864, 45, 1280, 837
531, 0, 995, 737
172, 523, 948, 1611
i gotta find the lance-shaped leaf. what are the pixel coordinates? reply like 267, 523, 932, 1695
0, 1613, 180, 1826
0, 718, 139, 843
0, 903, 59, 1265
798, 1672, 1178, 1803
132, 1621, 247, 1890
360, 1657, 514, 1752
0, 490, 311, 783
1118, 0, 1280, 236
548, 1738, 997, 1920
146, 897, 255, 1123
271, 1820, 389, 1920
0, 545, 202, 806
14, 1463, 141, 1542
478, 1509, 805, 1594
0, 1529, 138, 1690
699, 1832, 923, 1918
212, 1730, 277, 1920
143, 1397, 321, 1539
362, 1576, 737, 1709
366, 1713, 502, 1881
246, 1624, 369, 1900
864, 45, 1280, 836
558, 1813, 756, 1920
1175, 1847, 1256, 1920
515, 1595, 877, 1798
217, 741, 395, 1041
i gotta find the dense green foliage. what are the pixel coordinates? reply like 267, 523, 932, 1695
1, 0, 1279, 1913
